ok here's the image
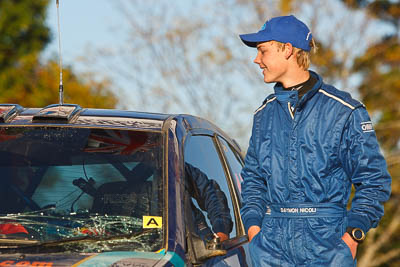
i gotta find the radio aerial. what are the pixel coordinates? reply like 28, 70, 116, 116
56, 0, 64, 105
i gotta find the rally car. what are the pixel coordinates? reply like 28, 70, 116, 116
0, 103, 252, 266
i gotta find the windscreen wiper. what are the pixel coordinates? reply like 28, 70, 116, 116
0, 238, 39, 245
0, 238, 40, 249
0, 228, 156, 249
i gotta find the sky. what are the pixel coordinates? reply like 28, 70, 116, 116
41, 0, 396, 147
43, 0, 125, 73
43, 0, 395, 94
42, 0, 263, 116
43, 0, 396, 90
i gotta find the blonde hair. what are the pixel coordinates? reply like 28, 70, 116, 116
273, 39, 317, 70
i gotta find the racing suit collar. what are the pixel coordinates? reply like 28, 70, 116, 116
273, 70, 322, 110
297, 70, 322, 105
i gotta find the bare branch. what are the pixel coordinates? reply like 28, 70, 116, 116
358, 201, 400, 266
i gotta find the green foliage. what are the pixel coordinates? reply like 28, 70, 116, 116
0, 0, 50, 70
0, 0, 118, 109
0, 54, 118, 108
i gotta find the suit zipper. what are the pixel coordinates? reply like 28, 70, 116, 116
287, 102, 294, 120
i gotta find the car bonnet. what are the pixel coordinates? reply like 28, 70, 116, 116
0, 250, 185, 266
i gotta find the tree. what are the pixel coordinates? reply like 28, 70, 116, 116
0, 0, 50, 70
341, 1, 400, 266
0, 0, 119, 109
0, 54, 118, 108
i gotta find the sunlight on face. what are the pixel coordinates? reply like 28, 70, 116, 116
254, 41, 288, 84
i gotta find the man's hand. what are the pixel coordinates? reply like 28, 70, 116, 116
216, 232, 229, 242
342, 232, 358, 259
248, 225, 261, 242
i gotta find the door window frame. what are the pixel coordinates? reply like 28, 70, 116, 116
182, 129, 245, 239
214, 135, 245, 237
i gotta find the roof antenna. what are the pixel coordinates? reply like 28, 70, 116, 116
56, 0, 64, 105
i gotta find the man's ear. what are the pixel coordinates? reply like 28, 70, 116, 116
284, 43, 294, 59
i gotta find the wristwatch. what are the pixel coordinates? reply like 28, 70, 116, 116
346, 227, 365, 243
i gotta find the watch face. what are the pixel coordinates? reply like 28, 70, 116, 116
352, 228, 365, 241
354, 229, 362, 239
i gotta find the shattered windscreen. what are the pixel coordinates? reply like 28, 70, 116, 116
0, 127, 164, 253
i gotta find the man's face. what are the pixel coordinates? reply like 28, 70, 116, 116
254, 41, 288, 84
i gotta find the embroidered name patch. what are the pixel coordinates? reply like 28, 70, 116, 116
361, 121, 374, 133
280, 207, 317, 214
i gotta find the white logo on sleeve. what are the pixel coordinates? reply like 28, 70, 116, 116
361, 121, 374, 133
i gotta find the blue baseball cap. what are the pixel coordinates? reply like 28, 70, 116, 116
239, 15, 312, 51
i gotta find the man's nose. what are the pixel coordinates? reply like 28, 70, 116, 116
253, 53, 261, 65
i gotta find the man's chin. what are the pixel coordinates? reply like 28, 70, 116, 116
263, 77, 275, 84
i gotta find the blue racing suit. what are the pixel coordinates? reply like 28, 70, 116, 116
240, 71, 391, 266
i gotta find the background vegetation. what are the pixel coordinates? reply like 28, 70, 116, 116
0, 0, 118, 108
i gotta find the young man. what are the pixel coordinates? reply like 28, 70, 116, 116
239, 15, 391, 266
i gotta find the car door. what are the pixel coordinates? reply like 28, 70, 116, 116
183, 132, 251, 267
215, 136, 253, 266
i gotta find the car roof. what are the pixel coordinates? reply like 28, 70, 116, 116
19, 107, 171, 121
0, 104, 240, 151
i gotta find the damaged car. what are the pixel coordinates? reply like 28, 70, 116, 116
0, 103, 252, 266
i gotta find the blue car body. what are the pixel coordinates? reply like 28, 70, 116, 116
0, 104, 252, 266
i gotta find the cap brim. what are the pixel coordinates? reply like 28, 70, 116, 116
239, 32, 271, 47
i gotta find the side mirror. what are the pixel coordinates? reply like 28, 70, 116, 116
187, 234, 227, 264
